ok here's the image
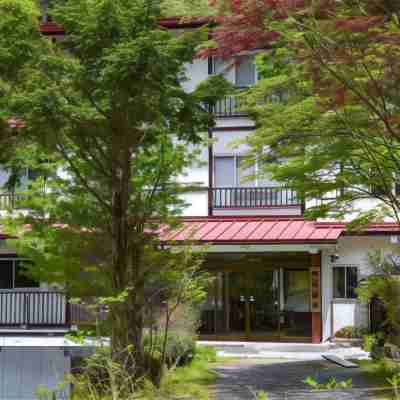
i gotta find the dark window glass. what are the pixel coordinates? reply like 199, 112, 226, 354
395, 182, 400, 197
0, 260, 13, 289
333, 267, 358, 299
27, 169, 42, 181
346, 267, 358, 299
333, 267, 346, 298
14, 260, 38, 288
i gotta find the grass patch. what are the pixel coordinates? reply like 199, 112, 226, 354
137, 347, 218, 400
357, 359, 400, 400
358, 359, 400, 387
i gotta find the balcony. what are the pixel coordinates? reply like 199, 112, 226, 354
212, 187, 301, 209
0, 290, 106, 329
0, 290, 69, 328
212, 93, 248, 118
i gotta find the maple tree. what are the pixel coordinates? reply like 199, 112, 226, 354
203, 0, 400, 222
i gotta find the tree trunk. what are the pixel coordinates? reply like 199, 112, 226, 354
110, 141, 146, 376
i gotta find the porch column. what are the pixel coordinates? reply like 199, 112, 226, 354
310, 252, 322, 343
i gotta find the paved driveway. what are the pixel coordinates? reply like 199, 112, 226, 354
212, 359, 391, 400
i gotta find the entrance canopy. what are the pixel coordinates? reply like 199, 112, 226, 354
161, 217, 400, 245
161, 217, 343, 245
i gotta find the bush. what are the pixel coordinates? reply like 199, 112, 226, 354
363, 333, 385, 353
144, 332, 197, 369
335, 326, 368, 339
193, 346, 217, 363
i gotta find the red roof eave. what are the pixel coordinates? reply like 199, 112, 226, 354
40, 17, 212, 36
161, 216, 400, 245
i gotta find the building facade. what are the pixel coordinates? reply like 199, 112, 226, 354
0, 16, 398, 399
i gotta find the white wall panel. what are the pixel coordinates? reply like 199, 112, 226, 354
0, 349, 70, 399
181, 192, 208, 217
321, 236, 398, 341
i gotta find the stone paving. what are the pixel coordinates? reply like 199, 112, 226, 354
212, 359, 391, 400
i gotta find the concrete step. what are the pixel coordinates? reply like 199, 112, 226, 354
198, 341, 370, 360
199, 341, 333, 353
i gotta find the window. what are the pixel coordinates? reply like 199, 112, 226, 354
214, 157, 235, 187
237, 156, 256, 187
0, 259, 38, 289
333, 266, 358, 299
235, 55, 256, 87
214, 156, 256, 187
211, 55, 256, 87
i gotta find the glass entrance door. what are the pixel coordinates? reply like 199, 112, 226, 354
199, 267, 312, 340
248, 270, 280, 338
227, 271, 247, 334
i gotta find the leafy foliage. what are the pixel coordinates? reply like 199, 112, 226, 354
205, 0, 400, 223
357, 252, 400, 339
0, 0, 225, 380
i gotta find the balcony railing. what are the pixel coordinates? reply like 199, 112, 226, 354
212, 93, 248, 118
212, 187, 301, 208
0, 193, 27, 210
0, 290, 68, 327
0, 291, 107, 328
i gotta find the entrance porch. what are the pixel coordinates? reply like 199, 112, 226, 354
199, 252, 322, 343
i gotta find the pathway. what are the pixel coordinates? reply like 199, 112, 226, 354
212, 359, 391, 400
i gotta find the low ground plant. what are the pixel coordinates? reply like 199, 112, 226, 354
303, 376, 353, 390
335, 326, 368, 339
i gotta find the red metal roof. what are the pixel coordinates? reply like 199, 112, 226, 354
161, 217, 344, 244
161, 217, 400, 244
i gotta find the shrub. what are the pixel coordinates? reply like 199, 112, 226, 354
363, 333, 385, 353
335, 326, 368, 339
144, 332, 197, 369
193, 346, 217, 363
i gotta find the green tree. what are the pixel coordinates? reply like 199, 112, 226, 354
0, 0, 224, 376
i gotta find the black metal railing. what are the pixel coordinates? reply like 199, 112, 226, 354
212, 187, 301, 208
212, 93, 248, 117
0, 290, 68, 327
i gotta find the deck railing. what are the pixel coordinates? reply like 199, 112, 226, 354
0, 193, 27, 210
212, 90, 248, 118
0, 290, 68, 327
212, 187, 301, 208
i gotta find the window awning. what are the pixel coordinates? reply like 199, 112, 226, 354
160, 217, 400, 245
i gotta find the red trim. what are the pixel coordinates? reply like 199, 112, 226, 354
158, 17, 212, 29
40, 17, 212, 36
40, 22, 64, 35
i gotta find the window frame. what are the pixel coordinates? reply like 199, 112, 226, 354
214, 155, 259, 188
0, 258, 39, 289
211, 55, 258, 88
332, 265, 358, 300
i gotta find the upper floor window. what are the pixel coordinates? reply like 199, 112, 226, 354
211, 55, 256, 88
235, 55, 256, 87
0, 258, 38, 289
333, 266, 358, 299
214, 156, 257, 187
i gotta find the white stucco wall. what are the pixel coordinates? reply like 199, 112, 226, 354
180, 191, 208, 217
321, 235, 399, 341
